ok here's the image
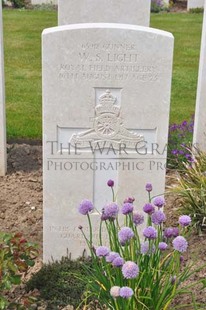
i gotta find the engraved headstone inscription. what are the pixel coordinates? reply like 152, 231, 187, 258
0, 2, 6, 176
193, 0, 206, 151
58, 0, 151, 26
43, 23, 174, 262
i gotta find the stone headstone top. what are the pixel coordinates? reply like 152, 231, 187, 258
42, 23, 174, 262
0, 3, 6, 176
58, 0, 151, 26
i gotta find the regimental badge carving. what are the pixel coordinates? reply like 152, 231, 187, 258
70, 89, 144, 149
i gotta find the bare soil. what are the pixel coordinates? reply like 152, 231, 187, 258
0, 143, 206, 309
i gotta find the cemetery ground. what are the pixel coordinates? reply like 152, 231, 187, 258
1, 5, 206, 310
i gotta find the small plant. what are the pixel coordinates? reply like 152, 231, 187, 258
189, 7, 204, 13
167, 116, 194, 170
10, 0, 25, 8
26, 257, 91, 309
77, 181, 206, 309
151, 0, 169, 13
173, 148, 206, 234
0, 232, 38, 309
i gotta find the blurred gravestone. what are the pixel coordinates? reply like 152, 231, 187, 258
193, 0, 206, 150
0, 2, 6, 176
58, 0, 151, 26
187, 0, 204, 10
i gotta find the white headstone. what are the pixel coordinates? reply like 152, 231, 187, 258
43, 23, 174, 262
58, 0, 151, 26
0, 3, 6, 176
31, 0, 57, 5
193, 0, 206, 150
187, 0, 204, 10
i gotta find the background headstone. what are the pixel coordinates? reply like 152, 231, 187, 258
31, 0, 57, 5
43, 23, 174, 262
0, 3, 6, 176
58, 0, 151, 26
187, 0, 204, 10
193, 0, 206, 150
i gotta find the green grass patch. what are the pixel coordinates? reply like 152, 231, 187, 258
3, 10, 203, 139
3, 9, 57, 139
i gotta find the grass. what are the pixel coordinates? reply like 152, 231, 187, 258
2, 10, 203, 139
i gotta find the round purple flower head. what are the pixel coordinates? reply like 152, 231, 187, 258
151, 210, 166, 225
140, 241, 155, 255
110, 286, 120, 298
122, 203, 134, 215
143, 203, 155, 215
96, 246, 110, 257
153, 196, 165, 208
104, 202, 119, 219
133, 211, 144, 226
124, 197, 135, 204
122, 261, 139, 279
158, 242, 168, 251
164, 227, 173, 238
112, 256, 124, 267
172, 227, 179, 237
106, 252, 120, 263
78, 199, 94, 215
119, 287, 133, 298
143, 226, 157, 239
145, 183, 152, 192
179, 215, 191, 227
118, 227, 134, 244
172, 236, 188, 253
164, 227, 179, 238
107, 179, 114, 187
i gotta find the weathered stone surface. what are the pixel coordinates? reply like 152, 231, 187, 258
193, 0, 206, 150
42, 23, 174, 262
58, 0, 151, 26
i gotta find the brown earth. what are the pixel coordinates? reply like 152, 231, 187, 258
1, 143, 206, 309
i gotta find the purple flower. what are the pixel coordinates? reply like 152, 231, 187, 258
172, 236, 188, 253
107, 179, 114, 187
151, 210, 166, 225
104, 202, 119, 219
143, 203, 155, 214
172, 149, 178, 156
185, 154, 194, 162
145, 183, 152, 192
124, 197, 135, 203
133, 212, 144, 225
119, 287, 133, 298
170, 275, 177, 285
112, 256, 124, 267
122, 203, 134, 215
158, 242, 168, 251
78, 199, 94, 215
122, 261, 139, 279
153, 196, 165, 208
172, 227, 179, 237
164, 227, 179, 238
96, 246, 110, 257
179, 215, 191, 227
110, 286, 120, 298
143, 226, 157, 239
106, 252, 120, 263
140, 241, 155, 255
118, 227, 134, 244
